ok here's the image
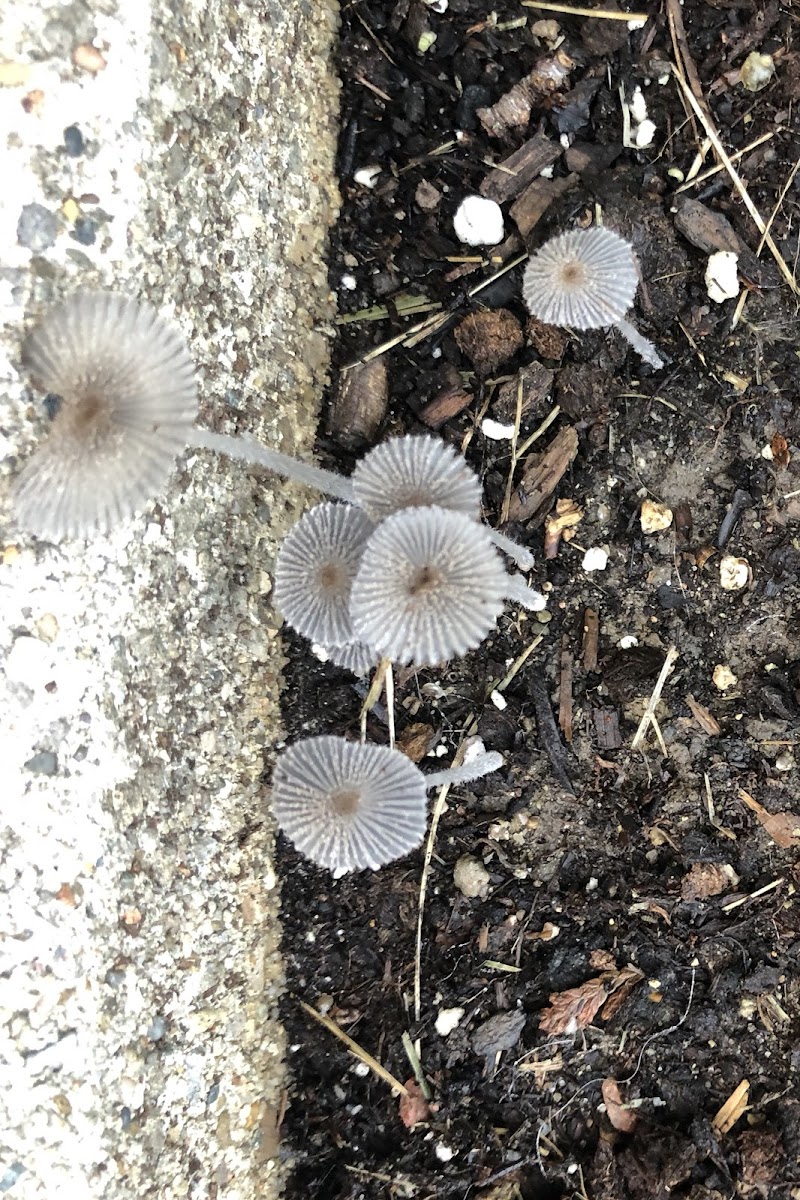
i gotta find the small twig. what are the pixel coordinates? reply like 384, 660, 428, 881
731, 156, 800, 329
675, 131, 775, 193
361, 657, 391, 743
521, 1, 648, 20
582, 608, 599, 672
631, 646, 679, 751
722, 876, 784, 914
558, 636, 574, 744
299, 1000, 409, 1097
500, 373, 525, 524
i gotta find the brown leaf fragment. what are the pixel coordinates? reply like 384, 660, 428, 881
738, 1130, 784, 1197
480, 133, 561, 204
739, 789, 800, 848
72, 43, 107, 73
506, 426, 579, 524
599, 964, 645, 1022
602, 1078, 638, 1133
539, 976, 607, 1035
396, 722, 436, 762
589, 949, 616, 971
328, 358, 388, 450
681, 862, 739, 901
472, 1009, 526, 1064
712, 1079, 749, 1136
770, 432, 790, 469
685, 693, 721, 735
454, 309, 523, 376
510, 173, 578, 238
399, 1080, 430, 1128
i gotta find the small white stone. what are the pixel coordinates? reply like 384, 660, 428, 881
640, 498, 673, 533
719, 555, 749, 591
351, 1061, 370, 1077
340, 274, 357, 290
453, 854, 491, 899
462, 737, 487, 763
424, 0, 448, 11
761, 443, 774, 460
435, 1007, 465, 1036
618, 635, 639, 650
705, 251, 740, 303
539, 164, 555, 179
481, 418, 516, 441
630, 86, 648, 124
628, 16, 647, 29
713, 664, 737, 691
453, 195, 504, 246
354, 165, 381, 188
582, 547, 608, 572
310, 643, 330, 663
435, 1144, 455, 1163
635, 119, 657, 149
490, 689, 507, 711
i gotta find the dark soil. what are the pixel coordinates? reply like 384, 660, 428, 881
278, 3, 800, 1197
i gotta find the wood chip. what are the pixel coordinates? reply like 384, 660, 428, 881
582, 608, 599, 671
480, 133, 561, 203
593, 708, 621, 750
418, 383, 473, 429
510, 173, 578, 239
712, 1080, 750, 1136
558, 637, 573, 744
477, 52, 574, 138
492, 361, 555, 423
507, 425, 579, 524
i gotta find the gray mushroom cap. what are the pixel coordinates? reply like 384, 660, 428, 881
522, 227, 639, 330
351, 434, 483, 523
14, 290, 197, 540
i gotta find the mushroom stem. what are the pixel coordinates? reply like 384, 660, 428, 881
192, 428, 356, 502
489, 528, 534, 570
614, 317, 664, 369
504, 575, 547, 612
426, 751, 504, 789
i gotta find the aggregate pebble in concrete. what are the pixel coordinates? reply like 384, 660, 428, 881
0, 1, 340, 1196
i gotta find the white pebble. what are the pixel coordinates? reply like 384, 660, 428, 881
618, 635, 639, 649
490, 689, 507, 711
435, 1007, 465, 1036
582, 547, 608, 572
354, 165, 381, 188
481, 418, 516, 441
705, 251, 740, 303
340, 274, 357, 291
635, 119, 657, 149
719, 555, 749, 591
435, 1144, 455, 1163
453, 195, 504, 246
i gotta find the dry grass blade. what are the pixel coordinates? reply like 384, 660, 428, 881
631, 646, 679, 751
521, 1, 648, 19
711, 1079, 750, 1135
671, 71, 799, 297
299, 1000, 410, 1097
675, 131, 775, 194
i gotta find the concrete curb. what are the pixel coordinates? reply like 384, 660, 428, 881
1, 2, 340, 1195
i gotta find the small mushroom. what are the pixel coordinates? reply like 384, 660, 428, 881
522, 227, 664, 369
273, 502, 375, 647
270, 735, 502, 875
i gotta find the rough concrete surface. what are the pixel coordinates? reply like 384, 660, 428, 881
0, 1, 340, 1196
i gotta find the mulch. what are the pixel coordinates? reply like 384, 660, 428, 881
276, 3, 800, 1197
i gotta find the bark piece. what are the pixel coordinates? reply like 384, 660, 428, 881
328, 358, 389, 449
480, 133, 561, 203
492, 361, 555, 423
511, 172, 578, 239
506, 425, 579, 524
477, 52, 574, 139
418, 383, 472, 428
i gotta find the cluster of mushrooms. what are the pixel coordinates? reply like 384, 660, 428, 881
10, 224, 662, 877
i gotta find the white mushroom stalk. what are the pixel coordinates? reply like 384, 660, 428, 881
192, 428, 356, 503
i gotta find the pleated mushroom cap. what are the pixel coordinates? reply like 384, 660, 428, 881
274, 502, 375, 647
351, 434, 482, 523
350, 506, 507, 667
14, 290, 197, 539
271, 735, 428, 874
522, 227, 639, 330
326, 639, 378, 676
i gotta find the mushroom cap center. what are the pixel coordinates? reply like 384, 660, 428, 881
559, 260, 588, 289
330, 786, 362, 816
408, 563, 442, 597
318, 561, 344, 590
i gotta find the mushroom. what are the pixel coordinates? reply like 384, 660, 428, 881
349, 505, 545, 668
13, 290, 353, 540
273, 502, 375, 648
522, 227, 664, 369
270, 733, 503, 875
352, 434, 534, 570
13, 290, 198, 540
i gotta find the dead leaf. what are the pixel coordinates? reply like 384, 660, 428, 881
398, 1080, 430, 1128
538, 976, 607, 1035
739, 789, 800, 848
770, 433, 790, 469
600, 964, 645, 1022
602, 1077, 638, 1133
681, 862, 739, 901
712, 1079, 749, 1135
685, 693, 722, 735
589, 948, 616, 971
396, 722, 436, 762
